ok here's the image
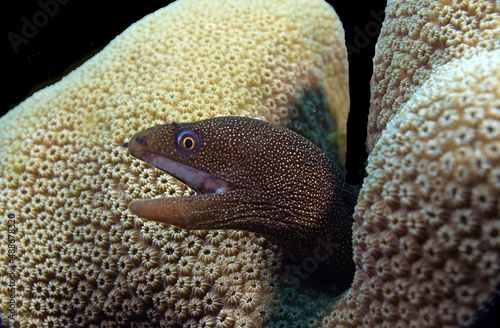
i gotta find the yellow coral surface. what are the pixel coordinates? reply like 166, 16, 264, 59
0, 0, 348, 326
317, 0, 500, 327
369, 0, 500, 149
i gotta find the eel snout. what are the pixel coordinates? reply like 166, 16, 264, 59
127, 127, 234, 196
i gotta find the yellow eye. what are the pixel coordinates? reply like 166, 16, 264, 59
176, 130, 199, 153
182, 136, 196, 150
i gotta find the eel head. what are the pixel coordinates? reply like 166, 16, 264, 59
125, 116, 357, 290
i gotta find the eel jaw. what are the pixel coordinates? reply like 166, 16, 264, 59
126, 150, 239, 228
131, 151, 234, 195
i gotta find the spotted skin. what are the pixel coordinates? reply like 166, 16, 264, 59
126, 116, 357, 290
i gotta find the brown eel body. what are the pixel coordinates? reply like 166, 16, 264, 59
125, 116, 357, 291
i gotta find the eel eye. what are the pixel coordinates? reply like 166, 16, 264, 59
176, 130, 199, 153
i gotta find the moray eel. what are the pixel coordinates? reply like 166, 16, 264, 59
125, 116, 357, 291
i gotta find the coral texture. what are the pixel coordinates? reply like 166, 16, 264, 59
0, 0, 348, 326
368, 0, 500, 149
316, 0, 500, 327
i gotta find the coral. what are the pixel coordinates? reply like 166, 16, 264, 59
368, 0, 500, 149
317, 0, 500, 326
0, 0, 348, 326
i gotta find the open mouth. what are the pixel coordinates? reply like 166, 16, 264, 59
131, 151, 234, 195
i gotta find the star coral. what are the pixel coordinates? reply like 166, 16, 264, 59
0, 0, 348, 326
368, 0, 500, 149
316, 0, 500, 326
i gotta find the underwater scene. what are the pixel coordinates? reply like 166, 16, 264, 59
1, 0, 499, 327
